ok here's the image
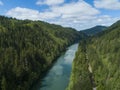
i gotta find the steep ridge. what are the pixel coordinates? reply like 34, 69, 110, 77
87, 20, 120, 90
0, 16, 84, 90
67, 20, 120, 90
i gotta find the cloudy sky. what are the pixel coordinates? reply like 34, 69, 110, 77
0, 0, 120, 30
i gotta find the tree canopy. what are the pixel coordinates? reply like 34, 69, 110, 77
0, 16, 83, 90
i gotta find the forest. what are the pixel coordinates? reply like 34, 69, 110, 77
0, 16, 84, 90
81, 25, 107, 36
67, 20, 120, 90
87, 20, 120, 90
67, 40, 92, 90
0, 15, 120, 90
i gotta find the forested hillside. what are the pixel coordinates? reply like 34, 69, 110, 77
87, 20, 120, 90
67, 40, 92, 90
0, 16, 83, 90
67, 20, 120, 90
81, 26, 107, 36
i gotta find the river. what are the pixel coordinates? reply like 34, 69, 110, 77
32, 43, 78, 90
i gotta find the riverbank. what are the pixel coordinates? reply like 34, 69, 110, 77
32, 44, 79, 90
66, 40, 93, 90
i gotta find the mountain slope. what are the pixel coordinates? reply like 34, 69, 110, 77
67, 20, 120, 90
81, 25, 107, 36
0, 16, 84, 90
67, 40, 92, 90
87, 20, 120, 90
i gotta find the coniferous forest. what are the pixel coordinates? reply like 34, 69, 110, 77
0, 16, 84, 90
0, 15, 120, 90
67, 20, 120, 90
1, 0, 120, 90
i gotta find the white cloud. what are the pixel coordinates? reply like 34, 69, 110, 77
50, 15, 120, 30
6, 1, 100, 21
6, 7, 60, 20
5, 0, 120, 30
51, 1, 100, 18
6, 7, 40, 20
94, 0, 120, 10
0, 1, 3, 6
36, 0, 64, 6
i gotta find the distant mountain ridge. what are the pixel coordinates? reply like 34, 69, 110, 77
81, 25, 107, 36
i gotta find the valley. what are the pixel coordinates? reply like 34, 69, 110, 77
0, 15, 120, 90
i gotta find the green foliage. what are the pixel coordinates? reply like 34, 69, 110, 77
81, 25, 107, 36
1, 76, 7, 90
0, 16, 83, 90
67, 40, 92, 90
87, 20, 120, 90
68, 20, 120, 90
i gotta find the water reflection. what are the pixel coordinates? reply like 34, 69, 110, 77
33, 44, 78, 90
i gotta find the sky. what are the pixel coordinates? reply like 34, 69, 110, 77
0, 0, 120, 30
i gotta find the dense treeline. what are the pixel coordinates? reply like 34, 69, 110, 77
67, 20, 120, 90
81, 25, 107, 36
67, 40, 92, 90
87, 20, 120, 90
0, 16, 83, 90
